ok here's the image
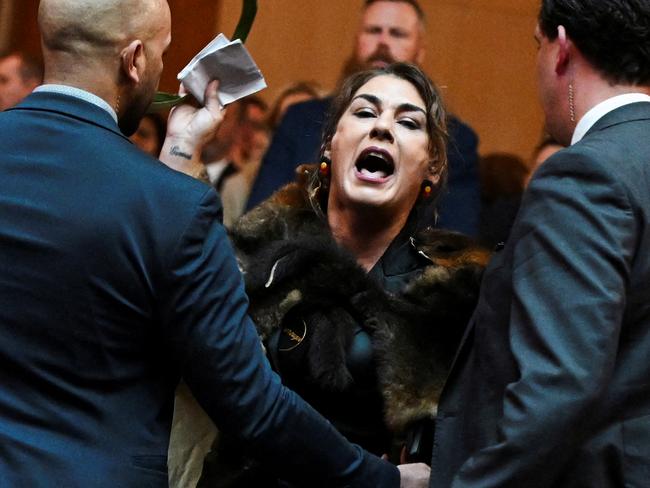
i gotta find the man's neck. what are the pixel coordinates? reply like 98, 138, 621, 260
571, 91, 650, 145
574, 73, 650, 124
570, 76, 650, 144
42, 54, 120, 116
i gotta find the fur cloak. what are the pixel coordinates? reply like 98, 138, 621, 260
198, 166, 490, 486
229, 165, 491, 434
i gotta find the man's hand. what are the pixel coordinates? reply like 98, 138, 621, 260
398, 463, 431, 488
159, 79, 224, 180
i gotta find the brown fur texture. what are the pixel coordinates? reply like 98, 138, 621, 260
198, 166, 490, 486
230, 164, 491, 432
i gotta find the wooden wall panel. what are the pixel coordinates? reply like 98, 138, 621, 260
3, 0, 546, 161
216, 0, 546, 161
429, 1, 545, 159
161, 0, 221, 92
0, 0, 17, 52
3, 0, 40, 57
1, 0, 220, 94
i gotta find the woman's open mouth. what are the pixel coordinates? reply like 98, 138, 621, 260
354, 147, 395, 183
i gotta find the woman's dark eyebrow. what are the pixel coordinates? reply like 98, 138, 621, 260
352, 93, 382, 107
352, 94, 426, 115
398, 103, 426, 115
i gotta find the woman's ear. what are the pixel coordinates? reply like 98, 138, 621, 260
322, 142, 332, 162
427, 160, 441, 185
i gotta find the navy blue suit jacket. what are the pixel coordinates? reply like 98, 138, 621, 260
0, 92, 398, 487
246, 97, 480, 236
430, 102, 650, 487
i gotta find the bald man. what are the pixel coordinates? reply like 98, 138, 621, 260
0, 52, 43, 111
0, 0, 404, 486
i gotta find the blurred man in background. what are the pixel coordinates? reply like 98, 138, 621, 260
0, 51, 42, 111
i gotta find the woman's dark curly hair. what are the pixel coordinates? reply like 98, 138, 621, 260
311, 62, 448, 214
539, 0, 650, 85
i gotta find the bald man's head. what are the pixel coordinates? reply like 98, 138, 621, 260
38, 0, 171, 135
39, 0, 164, 55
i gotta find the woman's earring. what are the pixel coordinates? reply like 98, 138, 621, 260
319, 158, 331, 191
420, 180, 433, 200
319, 159, 330, 178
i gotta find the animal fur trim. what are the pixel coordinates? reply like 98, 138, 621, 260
230, 164, 490, 431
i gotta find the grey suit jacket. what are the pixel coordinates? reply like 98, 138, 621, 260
430, 102, 650, 487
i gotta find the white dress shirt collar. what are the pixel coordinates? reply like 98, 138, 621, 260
571, 93, 650, 145
34, 84, 118, 123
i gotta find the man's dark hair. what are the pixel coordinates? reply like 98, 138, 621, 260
1, 51, 44, 84
364, 0, 425, 23
539, 0, 650, 85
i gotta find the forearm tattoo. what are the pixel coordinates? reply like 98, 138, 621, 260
170, 145, 192, 160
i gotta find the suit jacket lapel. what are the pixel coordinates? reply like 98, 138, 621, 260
584, 101, 650, 138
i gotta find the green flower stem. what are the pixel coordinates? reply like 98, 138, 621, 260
232, 0, 258, 43
148, 0, 258, 112
147, 92, 188, 113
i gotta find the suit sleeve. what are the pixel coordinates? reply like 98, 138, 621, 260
453, 150, 635, 487
245, 108, 301, 210
436, 117, 480, 236
160, 189, 399, 487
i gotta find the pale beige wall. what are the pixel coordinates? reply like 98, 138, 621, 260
216, 0, 545, 161
2, 0, 546, 159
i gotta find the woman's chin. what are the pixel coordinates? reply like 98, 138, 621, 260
343, 188, 393, 210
